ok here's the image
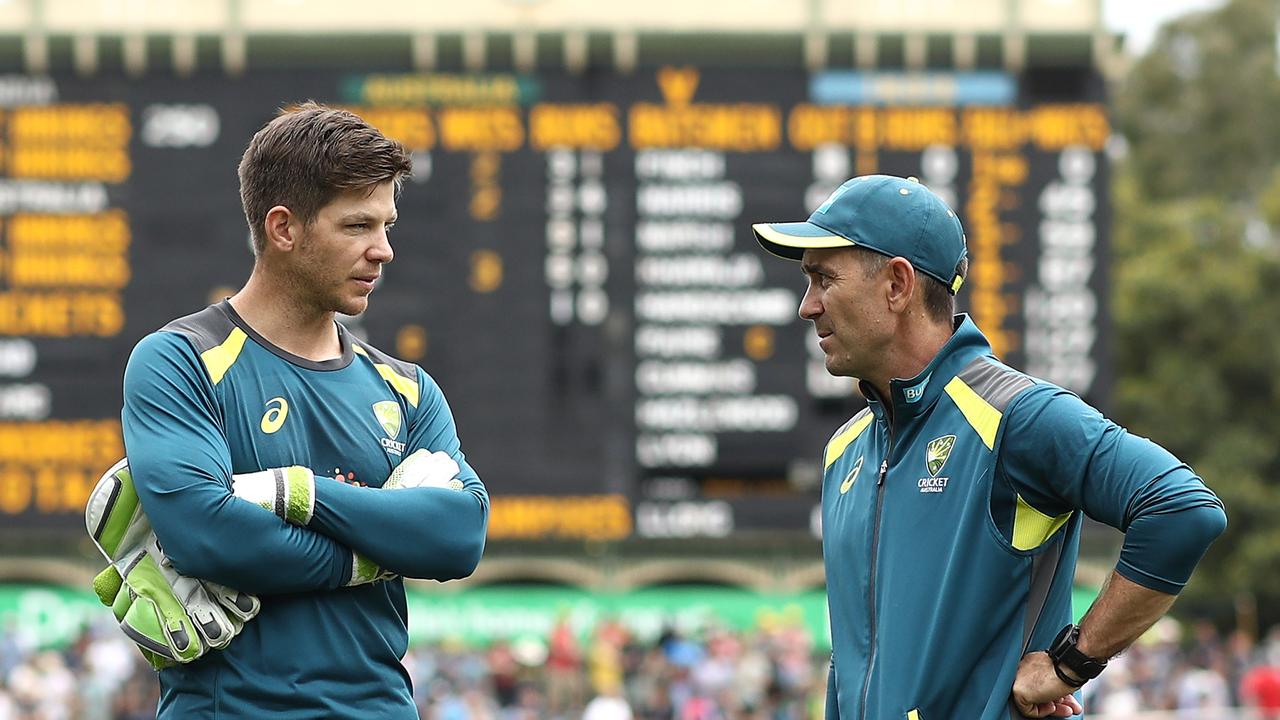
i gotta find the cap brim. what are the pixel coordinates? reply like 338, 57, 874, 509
752, 222, 852, 261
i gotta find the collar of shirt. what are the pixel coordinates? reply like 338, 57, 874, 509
859, 313, 993, 425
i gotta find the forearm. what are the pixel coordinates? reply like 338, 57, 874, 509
308, 478, 487, 581
131, 459, 354, 594
158, 501, 354, 595
1076, 571, 1176, 660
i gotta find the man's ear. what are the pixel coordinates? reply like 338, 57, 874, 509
263, 206, 298, 253
885, 257, 917, 314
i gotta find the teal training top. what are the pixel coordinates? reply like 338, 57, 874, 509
120, 300, 489, 719
821, 315, 1225, 720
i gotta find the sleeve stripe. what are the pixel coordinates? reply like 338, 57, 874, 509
353, 346, 420, 408
375, 365, 419, 408
944, 377, 1001, 450
199, 327, 248, 385
824, 411, 874, 469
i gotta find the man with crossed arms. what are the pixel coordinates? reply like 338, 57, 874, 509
86, 103, 488, 719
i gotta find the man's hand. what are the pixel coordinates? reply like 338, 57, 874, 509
383, 450, 463, 490
347, 551, 396, 586
1011, 652, 1084, 718
231, 466, 316, 525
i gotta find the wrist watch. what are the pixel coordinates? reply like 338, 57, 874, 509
1046, 624, 1107, 688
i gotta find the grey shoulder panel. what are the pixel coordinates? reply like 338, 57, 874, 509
159, 304, 238, 354
830, 407, 873, 443
351, 337, 421, 381
956, 357, 1035, 412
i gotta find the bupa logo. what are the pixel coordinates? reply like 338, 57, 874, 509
903, 373, 931, 404
919, 434, 956, 494
372, 400, 406, 456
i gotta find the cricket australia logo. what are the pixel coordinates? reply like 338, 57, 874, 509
372, 401, 406, 456
919, 434, 956, 494
926, 434, 955, 476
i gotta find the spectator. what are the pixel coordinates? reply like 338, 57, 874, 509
3, 609, 1280, 719
1241, 642, 1280, 719
547, 614, 585, 717
583, 682, 633, 720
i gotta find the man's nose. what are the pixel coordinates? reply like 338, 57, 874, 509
799, 286, 821, 321
369, 230, 394, 264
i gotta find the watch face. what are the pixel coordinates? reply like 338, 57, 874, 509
1049, 624, 1075, 658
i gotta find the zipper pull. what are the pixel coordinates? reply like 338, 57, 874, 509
878, 459, 888, 485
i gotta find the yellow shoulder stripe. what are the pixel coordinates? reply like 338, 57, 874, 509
944, 377, 1000, 450
354, 345, 419, 408
1012, 494, 1072, 551
824, 412, 874, 469
200, 328, 248, 385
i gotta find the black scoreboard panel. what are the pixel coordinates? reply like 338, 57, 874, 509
0, 68, 1109, 540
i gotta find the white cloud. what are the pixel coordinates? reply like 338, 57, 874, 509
1104, 0, 1227, 55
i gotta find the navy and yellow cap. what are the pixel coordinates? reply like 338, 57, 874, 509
752, 174, 968, 294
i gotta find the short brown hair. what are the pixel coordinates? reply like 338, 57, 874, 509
922, 256, 968, 322
238, 101, 411, 254
853, 246, 965, 323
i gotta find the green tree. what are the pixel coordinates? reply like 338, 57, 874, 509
1117, 0, 1280, 201
1112, 0, 1280, 624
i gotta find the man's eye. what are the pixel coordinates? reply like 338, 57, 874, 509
348, 223, 368, 230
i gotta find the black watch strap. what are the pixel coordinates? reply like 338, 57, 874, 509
1047, 624, 1107, 686
1052, 661, 1086, 688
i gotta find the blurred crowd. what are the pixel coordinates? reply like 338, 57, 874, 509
1083, 621, 1280, 719
1, 614, 1278, 719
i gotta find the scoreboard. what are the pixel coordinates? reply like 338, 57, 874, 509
0, 66, 1109, 541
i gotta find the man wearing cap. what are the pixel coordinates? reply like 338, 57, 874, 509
754, 175, 1226, 719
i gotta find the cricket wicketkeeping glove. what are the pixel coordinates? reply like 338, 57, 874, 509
85, 459, 260, 670
229, 465, 316, 526
383, 449, 464, 491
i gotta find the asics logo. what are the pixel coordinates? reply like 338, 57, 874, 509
840, 456, 864, 495
260, 397, 288, 434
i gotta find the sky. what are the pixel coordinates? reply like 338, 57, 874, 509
1104, 0, 1226, 55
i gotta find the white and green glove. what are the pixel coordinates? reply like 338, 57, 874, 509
230, 465, 316, 526
85, 459, 260, 670
384, 449, 464, 491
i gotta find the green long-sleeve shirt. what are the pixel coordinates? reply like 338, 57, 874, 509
821, 315, 1225, 720
122, 301, 488, 719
